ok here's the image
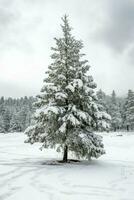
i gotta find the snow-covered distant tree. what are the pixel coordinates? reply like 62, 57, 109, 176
0, 97, 5, 133
109, 90, 122, 131
123, 90, 134, 131
97, 89, 111, 131
25, 15, 110, 162
0, 115, 5, 133
97, 89, 105, 102
3, 109, 11, 133
9, 113, 22, 132
97, 89, 109, 113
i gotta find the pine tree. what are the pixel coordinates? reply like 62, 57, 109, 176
9, 113, 22, 132
109, 90, 122, 131
0, 97, 5, 133
123, 90, 134, 131
3, 109, 11, 133
97, 89, 111, 131
0, 115, 5, 133
25, 15, 110, 162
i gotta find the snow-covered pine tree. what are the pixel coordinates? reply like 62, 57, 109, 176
0, 97, 5, 133
109, 90, 122, 131
96, 89, 111, 131
97, 89, 107, 109
9, 113, 22, 132
3, 109, 11, 133
25, 15, 110, 162
0, 115, 5, 133
123, 90, 134, 131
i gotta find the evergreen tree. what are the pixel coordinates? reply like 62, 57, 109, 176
25, 15, 110, 162
123, 90, 134, 131
3, 109, 11, 133
0, 115, 5, 133
97, 89, 111, 131
9, 113, 22, 132
0, 97, 5, 133
97, 89, 110, 113
109, 90, 122, 131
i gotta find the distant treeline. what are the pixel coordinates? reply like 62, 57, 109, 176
0, 89, 134, 133
97, 89, 134, 131
0, 96, 35, 133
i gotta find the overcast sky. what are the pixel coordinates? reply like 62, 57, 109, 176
0, 0, 134, 97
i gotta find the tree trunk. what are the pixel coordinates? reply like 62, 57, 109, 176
63, 145, 68, 162
127, 125, 129, 131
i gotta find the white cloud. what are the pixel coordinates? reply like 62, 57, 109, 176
0, 0, 133, 97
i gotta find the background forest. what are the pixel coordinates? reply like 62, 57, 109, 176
0, 89, 134, 133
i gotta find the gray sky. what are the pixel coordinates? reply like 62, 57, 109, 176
0, 0, 134, 97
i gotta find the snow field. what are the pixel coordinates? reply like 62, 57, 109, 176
0, 132, 134, 200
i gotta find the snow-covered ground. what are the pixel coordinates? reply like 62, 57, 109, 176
0, 132, 134, 200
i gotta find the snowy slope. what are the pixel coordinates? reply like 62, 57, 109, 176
0, 132, 134, 200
